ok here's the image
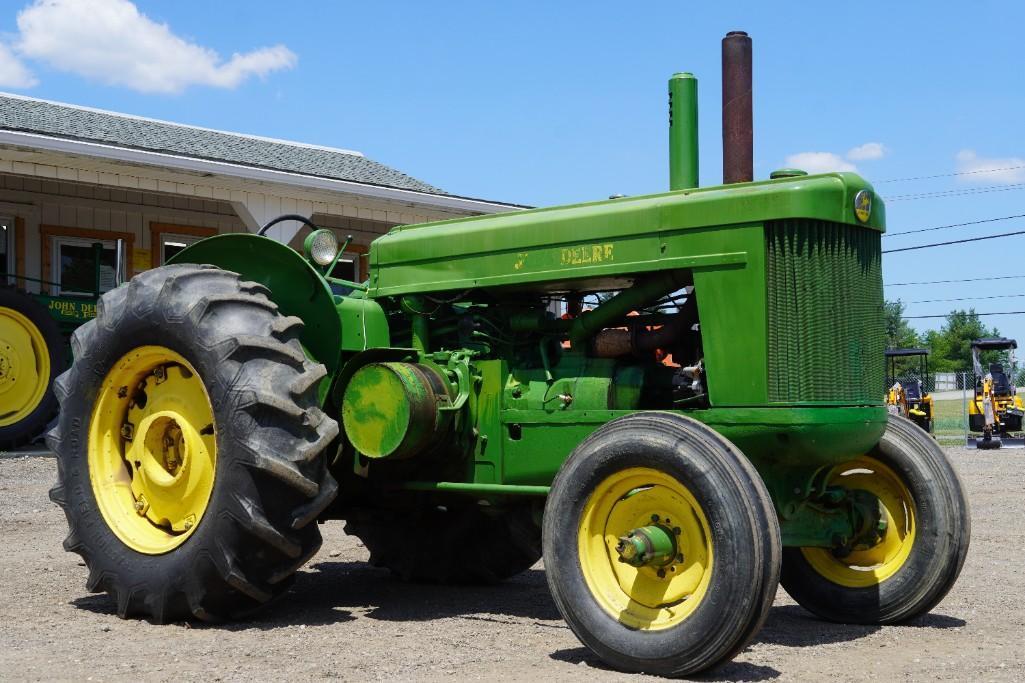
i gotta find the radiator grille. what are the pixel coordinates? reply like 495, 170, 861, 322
766, 220, 884, 403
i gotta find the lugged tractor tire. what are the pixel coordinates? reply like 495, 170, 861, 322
48, 264, 339, 622
543, 411, 781, 677
781, 414, 971, 624
345, 504, 541, 583
0, 286, 66, 450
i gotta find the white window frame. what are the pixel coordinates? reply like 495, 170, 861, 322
51, 235, 118, 296
158, 232, 204, 266
1, 216, 14, 285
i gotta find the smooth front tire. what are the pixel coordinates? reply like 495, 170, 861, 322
781, 414, 970, 624
543, 412, 781, 677
48, 265, 339, 622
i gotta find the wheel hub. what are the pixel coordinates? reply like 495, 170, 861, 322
0, 306, 49, 426
578, 468, 714, 630
88, 346, 217, 554
615, 520, 679, 567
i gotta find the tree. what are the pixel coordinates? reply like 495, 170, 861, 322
884, 300, 920, 350
924, 309, 1001, 372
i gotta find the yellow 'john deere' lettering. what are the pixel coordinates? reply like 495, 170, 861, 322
560, 243, 614, 266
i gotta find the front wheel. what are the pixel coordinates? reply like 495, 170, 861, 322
543, 412, 781, 677
781, 414, 970, 624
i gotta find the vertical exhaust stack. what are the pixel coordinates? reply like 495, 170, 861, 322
669, 72, 699, 191
722, 30, 753, 184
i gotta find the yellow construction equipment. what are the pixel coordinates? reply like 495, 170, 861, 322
967, 338, 1024, 449
885, 348, 933, 434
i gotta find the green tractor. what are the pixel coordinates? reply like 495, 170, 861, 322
49, 33, 969, 676
1, 242, 120, 450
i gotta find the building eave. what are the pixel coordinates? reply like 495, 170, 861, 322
0, 129, 528, 215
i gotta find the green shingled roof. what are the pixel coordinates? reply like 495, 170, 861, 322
0, 93, 444, 194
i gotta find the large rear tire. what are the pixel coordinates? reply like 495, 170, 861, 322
0, 287, 65, 449
48, 265, 339, 622
781, 414, 970, 624
543, 412, 781, 677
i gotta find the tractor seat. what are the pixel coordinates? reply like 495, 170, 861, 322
989, 363, 1012, 395
904, 381, 922, 401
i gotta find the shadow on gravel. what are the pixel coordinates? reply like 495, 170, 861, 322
550, 647, 781, 681
70, 561, 559, 629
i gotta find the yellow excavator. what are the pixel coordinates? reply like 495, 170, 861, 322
967, 337, 1024, 449
885, 348, 933, 433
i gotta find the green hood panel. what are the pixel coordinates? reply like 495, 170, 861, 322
368, 172, 884, 298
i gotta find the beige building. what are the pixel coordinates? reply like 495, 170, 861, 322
0, 92, 521, 295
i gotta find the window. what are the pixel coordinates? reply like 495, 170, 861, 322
328, 251, 361, 282
159, 232, 202, 265
51, 236, 118, 296
0, 217, 11, 284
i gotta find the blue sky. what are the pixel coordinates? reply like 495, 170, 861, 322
2, 1, 1024, 348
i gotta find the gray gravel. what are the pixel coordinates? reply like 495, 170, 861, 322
0, 446, 1021, 681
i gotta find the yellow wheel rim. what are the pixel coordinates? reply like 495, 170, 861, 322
89, 346, 217, 554
578, 467, 714, 630
0, 305, 51, 428
801, 457, 916, 588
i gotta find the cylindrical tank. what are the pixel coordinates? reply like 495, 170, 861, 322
342, 362, 453, 459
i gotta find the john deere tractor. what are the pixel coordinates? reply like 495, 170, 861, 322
967, 337, 1024, 449
49, 33, 969, 677
1, 242, 121, 450
885, 348, 933, 434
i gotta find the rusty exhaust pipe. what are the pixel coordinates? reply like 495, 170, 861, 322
722, 30, 753, 184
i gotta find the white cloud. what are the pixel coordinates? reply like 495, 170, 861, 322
955, 149, 1025, 184
0, 42, 36, 88
847, 142, 887, 161
784, 151, 858, 174
15, 0, 296, 94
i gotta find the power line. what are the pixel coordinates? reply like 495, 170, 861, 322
905, 293, 1025, 304
885, 183, 1025, 201
903, 310, 1025, 319
885, 213, 1025, 237
881, 228, 1025, 253
877, 164, 1025, 184
886, 274, 1025, 287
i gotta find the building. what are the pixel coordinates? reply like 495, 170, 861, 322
0, 92, 522, 295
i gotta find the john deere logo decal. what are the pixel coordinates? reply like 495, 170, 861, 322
854, 190, 872, 223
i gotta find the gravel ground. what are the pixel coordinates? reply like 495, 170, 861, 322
1, 446, 1022, 682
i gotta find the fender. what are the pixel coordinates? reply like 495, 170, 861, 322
169, 233, 347, 376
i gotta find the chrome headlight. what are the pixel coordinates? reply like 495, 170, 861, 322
305, 229, 339, 266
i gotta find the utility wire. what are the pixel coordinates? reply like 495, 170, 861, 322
881, 228, 1025, 254
885, 183, 1025, 201
904, 293, 1025, 304
903, 310, 1025, 319
886, 274, 1025, 287
885, 213, 1025, 237
877, 164, 1025, 184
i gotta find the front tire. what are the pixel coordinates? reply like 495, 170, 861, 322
543, 412, 781, 677
781, 414, 970, 624
48, 265, 339, 622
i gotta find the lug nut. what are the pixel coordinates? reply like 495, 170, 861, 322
650, 514, 660, 522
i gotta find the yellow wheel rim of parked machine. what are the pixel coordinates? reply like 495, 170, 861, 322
0, 305, 51, 428
802, 456, 916, 587
89, 346, 217, 554
577, 467, 714, 630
